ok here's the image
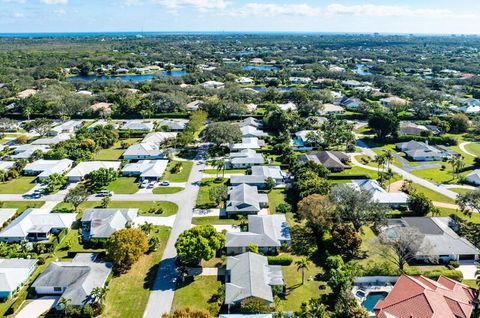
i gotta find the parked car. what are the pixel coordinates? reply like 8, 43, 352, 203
98, 190, 113, 197
159, 181, 170, 186
147, 181, 155, 189
140, 180, 149, 188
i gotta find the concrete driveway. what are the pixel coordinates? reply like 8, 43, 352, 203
15, 296, 59, 318
458, 260, 477, 280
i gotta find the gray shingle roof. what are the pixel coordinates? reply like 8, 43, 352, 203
81, 209, 138, 239
226, 184, 262, 214
226, 215, 290, 248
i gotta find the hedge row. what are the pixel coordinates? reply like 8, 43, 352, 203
267, 255, 293, 265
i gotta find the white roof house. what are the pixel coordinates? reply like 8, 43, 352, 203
0, 208, 76, 243
157, 119, 188, 131
31, 133, 71, 145
66, 161, 121, 182
123, 143, 165, 160
466, 170, 480, 185
240, 125, 267, 138
349, 179, 408, 207
229, 137, 266, 151
142, 132, 177, 144
380, 96, 408, 107
121, 160, 168, 180
399, 122, 430, 136
245, 103, 258, 113
10, 144, 50, 160
230, 166, 285, 188
319, 103, 345, 115
200, 81, 225, 89
229, 149, 265, 168
186, 100, 203, 111
0, 258, 37, 298
0, 161, 15, 171
81, 209, 138, 240
121, 121, 154, 131
239, 117, 263, 128
24, 159, 73, 180
0, 209, 17, 228
47, 120, 83, 136
237, 77, 254, 85
278, 102, 297, 111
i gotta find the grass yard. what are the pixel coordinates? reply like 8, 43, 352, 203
279, 255, 328, 312
152, 187, 184, 194
107, 177, 139, 194
0, 176, 36, 194
411, 167, 470, 185
464, 143, 480, 157
449, 187, 473, 195
434, 207, 480, 224
102, 226, 171, 318
94, 138, 141, 160
196, 178, 228, 209
163, 161, 193, 182
268, 188, 287, 214
191, 216, 240, 226
330, 165, 379, 180
0, 201, 44, 212
411, 184, 456, 204
204, 168, 247, 175
172, 275, 223, 311
54, 201, 178, 216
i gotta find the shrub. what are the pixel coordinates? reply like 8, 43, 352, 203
406, 268, 463, 281
275, 203, 292, 214
267, 255, 293, 266
447, 260, 460, 269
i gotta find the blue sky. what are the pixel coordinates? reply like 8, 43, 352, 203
1, 0, 480, 34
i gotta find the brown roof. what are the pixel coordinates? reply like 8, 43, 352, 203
375, 275, 476, 318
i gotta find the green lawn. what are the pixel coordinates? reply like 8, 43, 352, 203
172, 276, 223, 311
196, 178, 228, 209
329, 165, 379, 180
54, 201, 178, 216
204, 168, 247, 175
411, 166, 471, 185
102, 226, 171, 318
0, 201, 45, 212
464, 143, 480, 157
434, 207, 480, 224
94, 138, 141, 160
0, 176, 37, 194
268, 188, 287, 213
279, 255, 328, 312
411, 184, 456, 204
449, 187, 473, 195
107, 177, 139, 194
163, 161, 193, 182
152, 187, 184, 194
191, 216, 240, 226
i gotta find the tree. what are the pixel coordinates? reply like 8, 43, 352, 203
297, 194, 335, 236
161, 307, 212, 318
15, 135, 28, 144
91, 286, 108, 305
448, 113, 470, 133
295, 257, 311, 285
294, 298, 331, 318
64, 185, 89, 211
407, 192, 434, 216
331, 224, 362, 261
329, 185, 386, 232
290, 224, 317, 256
203, 122, 242, 146
107, 228, 148, 274
85, 168, 118, 192
368, 111, 399, 139
275, 202, 292, 214
23, 118, 53, 136
100, 196, 111, 208
209, 158, 225, 178
175, 225, 225, 265
295, 170, 331, 199
208, 185, 228, 207
457, 189, 480, 217
140, 222, 154, 236
58, 297, 71, 315
377, 227, 431, 271
448, 156, 465, 180
247, 243, 259, 254
43, 173, 66, 193
240, 297, 271, 314
264, 177, 276, 191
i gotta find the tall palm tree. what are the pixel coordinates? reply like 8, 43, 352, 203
141, 222, 154, 236
374, 153, 386, 174
295, 257, 311, 285
448, 156, 465, 181
383, 150, 394, 170
91, 286, 108, 305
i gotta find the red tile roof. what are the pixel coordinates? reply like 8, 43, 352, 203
374, 275, 477, 318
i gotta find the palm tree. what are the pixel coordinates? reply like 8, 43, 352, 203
141, 222, 154, 236
58, 297, 71, 315
448, 156, 465, 181
0, 169, 8, 183
91, 286, 108, 305
374, 153, 386, 174
295, 257, 311, 285
383, 150, 394, 170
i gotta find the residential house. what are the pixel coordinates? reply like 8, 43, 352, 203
66, 161, 121, 182
349, 179, 408, 208
186, 100, 203, 112
31, 133, 71, 146
17, 89, 37, 99
466, 169, 480, 185
142, 132, 178, 144
32, 253, 112, 307
240, 125, 267, 138
120, 120, 154, 132
237, 77, 254, 85
226, 215, 291, 254
0, 208, 76, 243
399, 122, 431, 136
384, 217, 479, 262
0, 259, 37, 299
229, 137, 265, 151
395, 140, 452, 161
10, 144, 50, 160
245, 103, 258, 113
157, 119, 188, 131
123, 142, 165, 160
380, 96, 408, 108
0, 209, 16, 228
81, 209, 138, 241
226, 184, 268, 216
23, 159, 73, 181
229, 149, 265, 169
341, 79, 362, 87
201, 81, 225, 89
298, 151, 349, 172
278, 102, 297, 111
328, 66, 345, 73
338, 97, 360, 110
374, 275, 477, 318
289, 77, 311, 84
291, 130, 315, 151
230, 166, 285, 188
225, 252, 284, 309
319, 103, 345, 115
87, 120, 119, 131
47, 120, 83, 136
239, 117, 263, 129
0, 161, 15, 171
121, 160, 168, 180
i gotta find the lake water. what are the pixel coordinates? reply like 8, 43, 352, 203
353, 64, 372, 76
242, 65, 279, 71
68, 70, 188, 82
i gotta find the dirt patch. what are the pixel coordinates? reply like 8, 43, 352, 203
388, 180, 404, 192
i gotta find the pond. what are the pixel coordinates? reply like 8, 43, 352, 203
242, 65, 279, 71
68, 70, 188, 82
361, 291, 388, 312
353, 64, 372, 76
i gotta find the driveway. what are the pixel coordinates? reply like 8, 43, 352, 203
213, 224, 241, 233
458, 260, 477, 280
15, 296, 59, 318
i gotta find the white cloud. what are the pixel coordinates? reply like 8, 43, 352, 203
234, 3, 321, 17
153, 0, 229, 11
325, 4, 468, 18
41, 0, 68, 4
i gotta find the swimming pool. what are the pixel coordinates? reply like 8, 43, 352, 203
361, 291, 388, 312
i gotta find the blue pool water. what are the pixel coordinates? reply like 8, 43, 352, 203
68, 70, 188, 82
361, 292, 387, 312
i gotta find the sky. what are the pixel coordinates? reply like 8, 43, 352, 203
2, 0, 480, 34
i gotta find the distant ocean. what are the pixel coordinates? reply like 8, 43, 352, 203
0, 31, 457, 38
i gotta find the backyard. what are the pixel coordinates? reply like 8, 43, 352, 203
172, 275, 223, 312
94, 138, 141, 160
0, 176, 36, 194
196, 178, 228, 209
54, 201, 178, 216
163, 161, 193, 182
107, 177, 139, 194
